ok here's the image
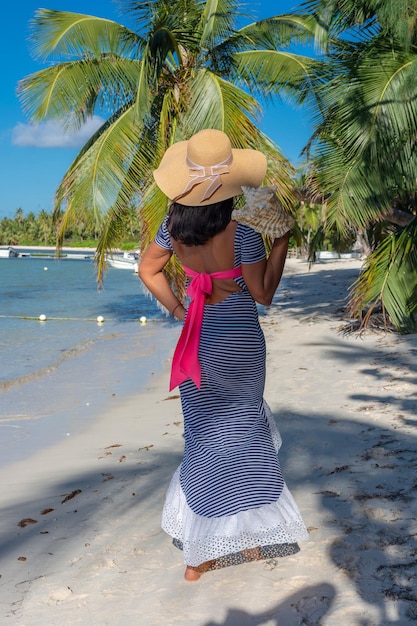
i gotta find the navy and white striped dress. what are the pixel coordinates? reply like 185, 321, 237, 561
155, 217, 308, 567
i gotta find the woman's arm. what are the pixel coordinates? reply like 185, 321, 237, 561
241, 231, 290, 306
138, 242, 186, 321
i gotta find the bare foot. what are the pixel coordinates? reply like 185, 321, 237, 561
184, 566, 202, 581
184, 560, 216, 581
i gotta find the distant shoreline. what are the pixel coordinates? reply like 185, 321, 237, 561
12, 245, 97, 253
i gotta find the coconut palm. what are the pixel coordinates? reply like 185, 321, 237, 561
17, 0, 321, 287
0, 218, 20, 246
36, 209, 54, 246
297, 0, 417, 331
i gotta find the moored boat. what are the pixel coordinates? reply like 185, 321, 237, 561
0, 247, 20, 258
105, 251, 140, 271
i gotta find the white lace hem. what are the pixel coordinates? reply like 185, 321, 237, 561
162, 401, 307, 566
162, 468, 309, 566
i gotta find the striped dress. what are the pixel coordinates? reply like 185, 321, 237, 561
155, 218, 308, 567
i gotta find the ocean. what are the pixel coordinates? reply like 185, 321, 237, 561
0, 253, 178, 467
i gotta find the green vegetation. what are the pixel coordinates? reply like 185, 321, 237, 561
0, 206, 140, 250
15, 0, 417, 332
298, 0, 417, 332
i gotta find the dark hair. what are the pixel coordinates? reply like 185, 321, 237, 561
167, 197, 234, 246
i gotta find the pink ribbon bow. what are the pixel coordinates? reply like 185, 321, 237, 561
179, 154, 233, 202
170, 264, 243, 390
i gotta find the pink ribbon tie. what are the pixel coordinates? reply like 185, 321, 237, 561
179, 155, 233, 202
170, 265, 242, 390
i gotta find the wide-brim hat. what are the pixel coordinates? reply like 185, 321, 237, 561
153, 129, 267, 206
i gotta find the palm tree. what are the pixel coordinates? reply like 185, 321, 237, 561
18, 0, 320, 289
291, 0, 417, 332
0, 218, 20, 245
36, 209, 54, 246
25, 211, 38, 243
14, 208, 25, 229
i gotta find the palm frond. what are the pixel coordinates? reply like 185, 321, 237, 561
348, 218, 417, 332
236, 13, 324, 50
123, 0, 202, 44
28, 9, 141, 60
18, 58, 141, 127
53, 105, 142, 224
309, 44, 417, 233
299, 0, 379, 41
183, 69, 262, 133
233, 49, 323, 104
199, 0, 240, 48
335, 50, 417, 164
133, 43, 155, 123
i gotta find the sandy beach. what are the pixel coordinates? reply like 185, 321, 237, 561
1, 256, 417, 625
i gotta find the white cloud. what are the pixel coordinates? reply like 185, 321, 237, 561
11, 116, 104, 148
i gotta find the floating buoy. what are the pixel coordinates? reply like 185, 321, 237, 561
39, 314, 46, 321
97, 315, 104, 323
44, 267, 48, 271
139, 316, 147, 325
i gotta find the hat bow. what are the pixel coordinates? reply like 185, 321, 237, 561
179, 154, 233, 202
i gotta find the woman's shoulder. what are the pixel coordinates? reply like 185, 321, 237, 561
234, 221, 262, 241
233, 221, 265, 263
154, 215, 173, 250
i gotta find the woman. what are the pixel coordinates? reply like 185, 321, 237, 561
139, 129, 308, 581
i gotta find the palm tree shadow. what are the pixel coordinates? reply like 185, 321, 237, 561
203, 583, 335, 626
274, 360, 417, 624
273, 263, 361, 321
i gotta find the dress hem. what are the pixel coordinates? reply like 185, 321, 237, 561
162, 470, 309, 566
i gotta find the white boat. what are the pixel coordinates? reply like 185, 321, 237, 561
106, 251, 140, 271
64, 253, 94, 260
0, 247, 19, 258
315, 251, 361, 260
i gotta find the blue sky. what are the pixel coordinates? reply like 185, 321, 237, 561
0, 0, 312, 220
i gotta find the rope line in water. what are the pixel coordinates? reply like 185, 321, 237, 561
0, 314, 155, 322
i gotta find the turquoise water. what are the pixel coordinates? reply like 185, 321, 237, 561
1, 255, 170, 384
0, 254, 178, 466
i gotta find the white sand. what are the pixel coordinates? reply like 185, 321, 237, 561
1, 257, 417, 625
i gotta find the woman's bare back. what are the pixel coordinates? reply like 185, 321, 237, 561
170, 221, 242, 304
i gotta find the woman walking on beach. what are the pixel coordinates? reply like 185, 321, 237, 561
139, 129, 308, 581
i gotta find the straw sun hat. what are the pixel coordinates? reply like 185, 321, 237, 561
153, 129, 267, 206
